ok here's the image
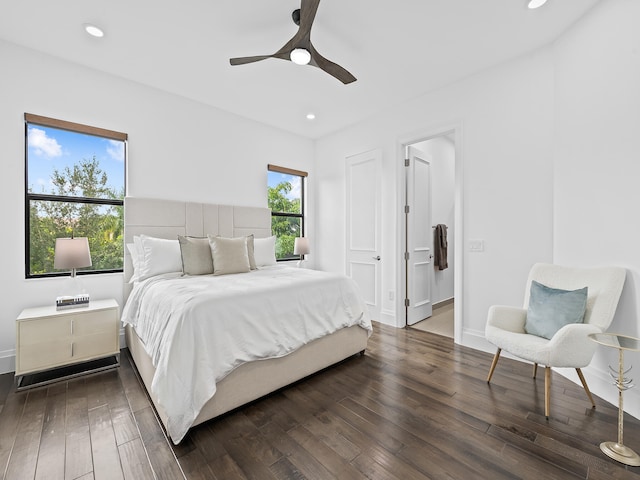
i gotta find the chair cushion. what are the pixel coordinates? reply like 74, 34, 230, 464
524, 280, 588, 340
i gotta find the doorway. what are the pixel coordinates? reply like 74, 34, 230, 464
402, 132, 457, 338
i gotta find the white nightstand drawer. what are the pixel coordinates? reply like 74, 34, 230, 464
19, 339, 72, 372
19, 317, 70, 345
74, 331, 118, 359
72, 309, 117, 335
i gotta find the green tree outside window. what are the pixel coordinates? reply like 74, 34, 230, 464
268, 167, 305, 260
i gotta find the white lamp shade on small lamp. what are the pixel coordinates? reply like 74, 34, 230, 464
54, 237, 92, 277
294, 237, 310, 256
294, 237, 310, 268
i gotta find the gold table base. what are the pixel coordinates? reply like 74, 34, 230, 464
600, 441, 640, 466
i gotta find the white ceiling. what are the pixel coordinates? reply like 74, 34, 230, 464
1, 0, 599, 139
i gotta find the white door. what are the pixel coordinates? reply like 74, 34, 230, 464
346, 149, 382, 321
406, 146, 433, 325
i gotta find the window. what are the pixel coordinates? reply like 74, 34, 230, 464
267, 164, 307, 260
25, 113, 127, 278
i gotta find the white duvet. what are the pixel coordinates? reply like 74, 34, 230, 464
121, 265, 372, 443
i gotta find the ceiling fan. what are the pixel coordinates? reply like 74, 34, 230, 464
229, 0, 357, 85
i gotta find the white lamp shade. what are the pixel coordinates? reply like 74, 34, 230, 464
54, 237, 92, 270
293, 237, 310, 256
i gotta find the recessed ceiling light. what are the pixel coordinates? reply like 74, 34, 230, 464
306, 113, 316, 120
84, 24, 104, 38
527, 0, 548, 9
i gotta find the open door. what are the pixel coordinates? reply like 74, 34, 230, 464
405, 146, 433, 326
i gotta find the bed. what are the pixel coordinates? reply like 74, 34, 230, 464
122, 197, 372, 443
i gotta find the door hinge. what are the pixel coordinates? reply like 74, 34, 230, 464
404, 158, 410, 167
405, 298, 410, 307
404, 251, 410, 261
404, 205, 410, 214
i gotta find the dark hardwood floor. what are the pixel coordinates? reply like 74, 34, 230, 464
1, 322, 640, 479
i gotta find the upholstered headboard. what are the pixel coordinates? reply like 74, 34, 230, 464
124, 197, 272, 299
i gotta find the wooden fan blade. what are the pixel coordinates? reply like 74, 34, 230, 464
299, 0, 320, 35
273, 0, 318, 55
229, 55, 273, 66
309, 44, 356, 84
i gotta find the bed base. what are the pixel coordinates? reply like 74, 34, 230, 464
125, 324, 368, 441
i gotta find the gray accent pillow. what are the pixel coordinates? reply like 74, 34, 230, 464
525, 280, 588, 339
208, 236, 251, 275
178, 236, 214, 275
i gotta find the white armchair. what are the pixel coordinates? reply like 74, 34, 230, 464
485, 263, 626, 418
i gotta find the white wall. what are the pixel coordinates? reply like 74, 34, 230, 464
0, 40, 314, 373
552, 0, 640, 418
316, 0, 640, 420
414, 137, 455, 305
315, 48, 555, 338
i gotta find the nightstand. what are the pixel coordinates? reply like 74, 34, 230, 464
16, 298, 120, 389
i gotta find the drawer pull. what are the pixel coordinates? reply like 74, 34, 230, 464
71, 319, 74, 335
71, 343, 74, 357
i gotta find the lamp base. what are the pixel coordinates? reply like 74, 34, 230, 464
600, 441, 640, 466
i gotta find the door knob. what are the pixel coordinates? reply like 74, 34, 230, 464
373, 256, 381, 261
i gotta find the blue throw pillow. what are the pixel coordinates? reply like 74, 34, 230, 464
525, 280, 588, 339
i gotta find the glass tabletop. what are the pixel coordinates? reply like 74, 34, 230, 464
589, 333, 640, 352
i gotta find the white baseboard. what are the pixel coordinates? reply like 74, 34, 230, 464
459, 327, 494, 353
0, 349, 15, 375
378, 309, 398, 327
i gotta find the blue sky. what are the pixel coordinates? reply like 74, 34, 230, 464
268, 171, 302, 201
27, 125, 125, 195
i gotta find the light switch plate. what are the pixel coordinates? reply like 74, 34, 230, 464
469, 239, 484, 252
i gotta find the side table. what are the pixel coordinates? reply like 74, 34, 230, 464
589, 332, 640, 466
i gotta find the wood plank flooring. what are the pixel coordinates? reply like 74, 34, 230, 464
1, 322, 640, 479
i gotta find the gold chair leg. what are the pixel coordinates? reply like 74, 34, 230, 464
487, 348, 501, 383
545, 366, 551, 419
576, 368, 596, 409
533, 363, 538, 379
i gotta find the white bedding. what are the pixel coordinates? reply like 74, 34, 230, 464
121, 265, 372, 443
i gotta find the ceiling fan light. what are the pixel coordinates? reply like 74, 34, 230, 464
290, 48, 311, 65
527, 0, 548, 9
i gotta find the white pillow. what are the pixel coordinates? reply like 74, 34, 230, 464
208, 236, 251, 275
136, 234, 182, 281
126, 242, 141, 283
254, 236, 277, 267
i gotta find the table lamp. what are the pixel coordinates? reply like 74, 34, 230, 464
54, 236, 92, 309
293, 237, 310, 268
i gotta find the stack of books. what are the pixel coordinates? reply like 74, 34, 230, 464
55, 294, 90, 310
